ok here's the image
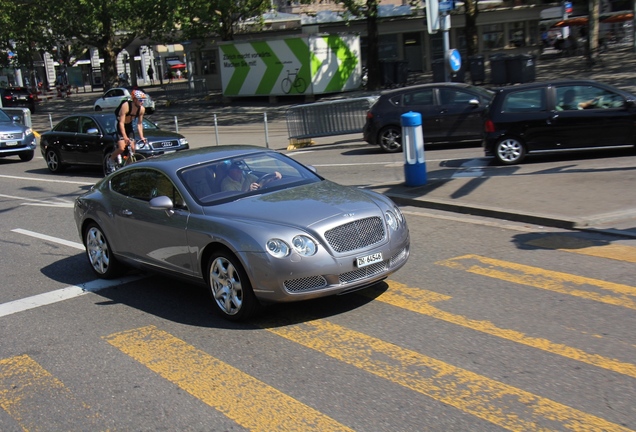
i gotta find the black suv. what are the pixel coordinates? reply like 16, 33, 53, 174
484, 79, 636, 164
0, 87, 36, 113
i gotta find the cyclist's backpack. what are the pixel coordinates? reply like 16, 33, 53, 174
114, 100, 132, 117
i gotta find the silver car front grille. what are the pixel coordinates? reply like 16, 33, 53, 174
284, 275, 328, 292
151, 140, 177, 149
324, 216, 385, 253
0, 132, 23, 141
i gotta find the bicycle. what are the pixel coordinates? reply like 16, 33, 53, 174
281, 68, 307, 94
106, 139, 146, 174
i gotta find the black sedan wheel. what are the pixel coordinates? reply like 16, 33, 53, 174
45, 148, 65, 173
378, 126, 402, 153
19, 150, 34, 162
207, 251, 259, 321
495, 137, 526, 165
84, 223, 123, 279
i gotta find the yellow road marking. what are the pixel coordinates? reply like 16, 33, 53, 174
437, 254, 636, 309
0, 355, 104, 430
260, 317, 631, 431
526, 235, 636, 263
366, 281, 636, 379
104, 326, 353, 432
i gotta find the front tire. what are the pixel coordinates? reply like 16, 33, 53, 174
84, 223, 123, 279
495, 137, 526, 165
19, 150, 34, 162
378, 126, 402, 153
45, 148, 65, 173
207, 251, 259, 321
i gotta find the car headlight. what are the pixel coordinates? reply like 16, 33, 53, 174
179, 138, 188, 146
25, 128, 33, 136
385, 211, 398, 231
292, 235, 317, 256
266, 239, 289, 258
137, 141, 150, 150
393, 205, 404, 224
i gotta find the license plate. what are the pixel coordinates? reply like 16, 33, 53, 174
357, 252, 383, 268
5, 141, 18, 146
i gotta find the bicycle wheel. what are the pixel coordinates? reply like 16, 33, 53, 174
281, 78, 292, 94
294, 77, 307, 94
124, 153, 146, 166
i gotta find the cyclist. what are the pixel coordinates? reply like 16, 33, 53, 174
107, 89, 148, 173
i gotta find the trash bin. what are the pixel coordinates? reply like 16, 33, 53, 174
395, 61, 409, 86
468, 55, 485, 85
379, 60, 397, 87
432, 59, 445, 82
507, 54, 536, 84
489, 54, 508, 85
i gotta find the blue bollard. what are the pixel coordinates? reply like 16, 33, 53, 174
401, 112, 427, 186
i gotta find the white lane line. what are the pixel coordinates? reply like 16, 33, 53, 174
0, 194, 75, 208
12, 228, 84, 250
0, 174, 94, 185
0, 276, 145, 318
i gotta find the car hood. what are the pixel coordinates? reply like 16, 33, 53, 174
144, 130, 184, 140
204, 180, 384, 228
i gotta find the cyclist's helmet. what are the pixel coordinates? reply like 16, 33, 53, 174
132, 89, 147, 102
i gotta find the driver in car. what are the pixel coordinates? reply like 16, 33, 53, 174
221, 161, 282, 192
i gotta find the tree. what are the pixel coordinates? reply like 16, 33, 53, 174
177, 0, 271, 42
25, 0, 182, 89
463, 0, 480, 57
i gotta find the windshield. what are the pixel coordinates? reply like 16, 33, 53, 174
0, 110, 12, 122
180, 152, 322, 205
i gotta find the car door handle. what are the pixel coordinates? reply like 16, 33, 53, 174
547, 114, 559, 124
121, 209, 133, 216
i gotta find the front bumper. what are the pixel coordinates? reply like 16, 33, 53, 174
0, 135, 36, 156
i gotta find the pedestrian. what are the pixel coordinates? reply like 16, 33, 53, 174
147, 65, 154, 85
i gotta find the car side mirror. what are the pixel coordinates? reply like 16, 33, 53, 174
87, 128, 99, 135
625, 99, 635, 108
149, 195, 174, 210
469, 99, 480, 107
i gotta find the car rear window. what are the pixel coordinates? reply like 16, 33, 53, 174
500, 89, 546, 113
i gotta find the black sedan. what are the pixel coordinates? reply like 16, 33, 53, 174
363, 83, 494, 153
484, 79, 636, 164
0, 87, 36, 113
40, 114, 189, 175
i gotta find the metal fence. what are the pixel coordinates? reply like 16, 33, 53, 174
164, 79, 209, 103
285, 96, 378, 140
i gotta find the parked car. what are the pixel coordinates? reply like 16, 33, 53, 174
363, 83, 494, 153
40, 113, 188, 175
0, 109, 37, 162
0, 87, 36, 113
484, 79, 636, 164
93, 87, 156, 114
74, 146, 410, 320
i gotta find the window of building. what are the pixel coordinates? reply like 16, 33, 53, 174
509, 22, 526, 47
200, 50, 217, 75
482, 24, 504, 50
379, 34, 399, 60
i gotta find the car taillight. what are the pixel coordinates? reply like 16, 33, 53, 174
484, 119, 495, 133
3, 95, 11, 101
366, 111, 373, 120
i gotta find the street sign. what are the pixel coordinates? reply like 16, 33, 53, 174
446, 49, 461, 73
439, 1, 454, 12
425, 0, 440, 34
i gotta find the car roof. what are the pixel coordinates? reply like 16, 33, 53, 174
490, 79, 636, 97
379, 82, 480, 96
131, 145, 271, 172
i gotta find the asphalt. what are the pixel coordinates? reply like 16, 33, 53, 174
31, 44, 636, 238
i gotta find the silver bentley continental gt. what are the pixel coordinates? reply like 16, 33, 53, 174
74, 145, 410, 320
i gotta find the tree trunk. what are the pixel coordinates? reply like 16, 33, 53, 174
366, 0, 381, 90
464, 0, 479, 57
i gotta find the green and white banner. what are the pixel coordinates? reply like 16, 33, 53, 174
219, 34, 360, 97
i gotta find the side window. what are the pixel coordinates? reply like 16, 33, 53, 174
128, 170, 157, 201
151, 172, 186, 208
110, 171, 131, 195
80, 118, 98, 134
56, 117, 80, 133
404, 89, 433, 106
501, 89, 545, 113
439, 89, 473, 105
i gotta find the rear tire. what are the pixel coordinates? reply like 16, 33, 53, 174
378, 126, 402, 153
495, 137, 526, 165
207, 251, 259, 321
